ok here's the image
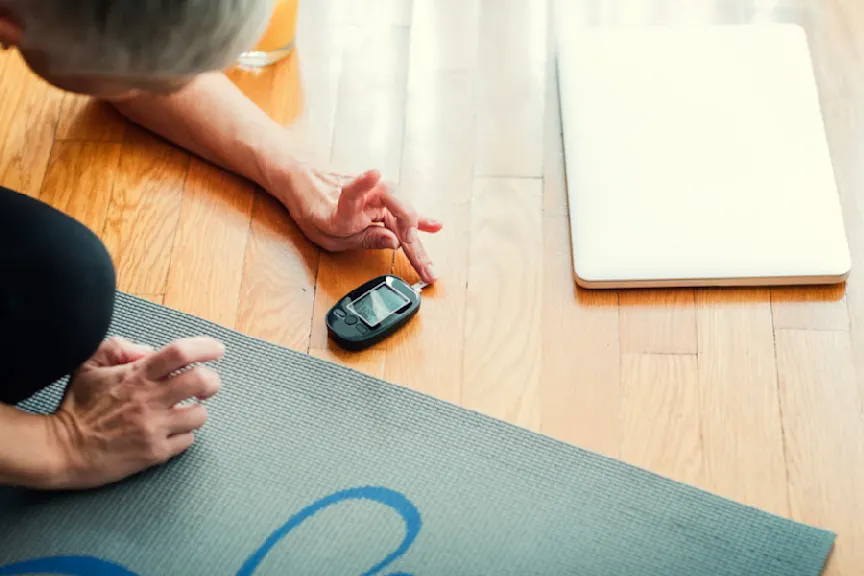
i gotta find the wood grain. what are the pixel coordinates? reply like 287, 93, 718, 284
475, 0, 547, 178
329, 25, 410, 181
309, 19, 411, 357
820, 95, 864, 405
621, 353, 703, 486
276, 49, 342, 167
1, 0, 863, 563
228, 52, 303, 127
268, 0, 345, 166
385, 71, 476, 403
0, 52, 31, 155
619, 290, 698, 354
541, 217, 621, 456
56, 94, 127, 142
542, 54, 568, 216
830, 0, 864, 97
771, 285, 849, 331
696, 289, 790, 516
236, 193, 319, 351
0, 52, 64, 198
775, 329, 864, 575
102, 127, 189, 294
462, 178, 543, 431
163, 159, 255, 328
408, 0, 480, 72
135, 294, 165, 305
340, 0, 413, 28
39, 142, 121, 235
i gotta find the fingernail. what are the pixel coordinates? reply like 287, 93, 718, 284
380, 236, 399, 249
426, 265, 438, 282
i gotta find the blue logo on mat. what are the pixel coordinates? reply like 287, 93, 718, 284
0, 486, 421, 576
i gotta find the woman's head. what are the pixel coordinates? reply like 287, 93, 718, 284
0, 0, 273, 98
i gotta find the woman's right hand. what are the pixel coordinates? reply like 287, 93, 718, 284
44, 336, 225, 490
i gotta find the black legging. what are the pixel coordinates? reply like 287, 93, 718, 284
0, 186, 116, 405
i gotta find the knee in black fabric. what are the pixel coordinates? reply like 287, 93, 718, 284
0, 189, 116, 404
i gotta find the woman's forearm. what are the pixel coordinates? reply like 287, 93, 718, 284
0, 403, 63, 488
109, 73, 297, 191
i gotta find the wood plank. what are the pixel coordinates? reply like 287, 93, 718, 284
619, 290, 698, 354
0, 52, 64, 198
280, 0, 345, 162
134, 294, 165, 305
408, 0, 480, 72
819, 94, 864, 410
462, 177, 543, 431
696, 289, 790, 516
340, 0, 413, 28
475, 0, 547, 178
621, 353, 702, 486
102, 127, 189, 294
542, 53, 568, 216
309, 23, 412, 355
310, 347, 387, 381
163, 159, 255, 328
236, 193, 319, 351
796, 0, 864, 100
385, 70, 476, 404
272, 49, 342, 167
770, 285, 849, 331
775, 329, 864, 575
294, 0, 348, 57
228, 52, 304, 128
541, 216, 621, 456
833, 0, 864, 97
56, 94, 127, 142
329, 25, 410, 181
384, 0, 479, 399
0, 51, 21, 144
39, 142, 121, 235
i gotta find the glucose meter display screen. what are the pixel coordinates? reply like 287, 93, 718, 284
352, 284, 409, 326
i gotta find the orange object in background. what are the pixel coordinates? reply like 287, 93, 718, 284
238, 0, 299, 68
256, 0, 299, 52
229, 0, 303, 124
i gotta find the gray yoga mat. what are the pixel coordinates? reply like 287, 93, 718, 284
0, 292, 834, 575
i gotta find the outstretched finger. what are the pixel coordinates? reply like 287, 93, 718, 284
166, 432, 196, 459
374, 185, 420, 245
419, 217, 443, 233
332, 170, 384, 229
337, 170, 381, 207
144, 337, 225, 380
384, 212, 437, 284
159, 365, 222, 407
166, 404, 209, 436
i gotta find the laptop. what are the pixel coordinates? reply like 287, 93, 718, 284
556, 24, 851, 289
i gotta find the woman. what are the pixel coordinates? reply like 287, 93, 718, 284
0, 0, 440, 490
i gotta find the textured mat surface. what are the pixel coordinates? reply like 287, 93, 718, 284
0, 292, 835, 575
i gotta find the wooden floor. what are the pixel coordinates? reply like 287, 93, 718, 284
2, 0, 863, 572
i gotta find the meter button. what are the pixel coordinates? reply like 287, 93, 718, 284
355, 323, 368, 334
334, 308, 346, 318
345, 315, 358, 326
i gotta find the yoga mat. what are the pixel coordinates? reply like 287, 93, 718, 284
0, 292, 834, 575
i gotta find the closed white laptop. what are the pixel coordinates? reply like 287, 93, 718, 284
556, 24, 851, 288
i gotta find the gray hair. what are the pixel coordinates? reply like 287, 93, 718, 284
8, 0, 274, 77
